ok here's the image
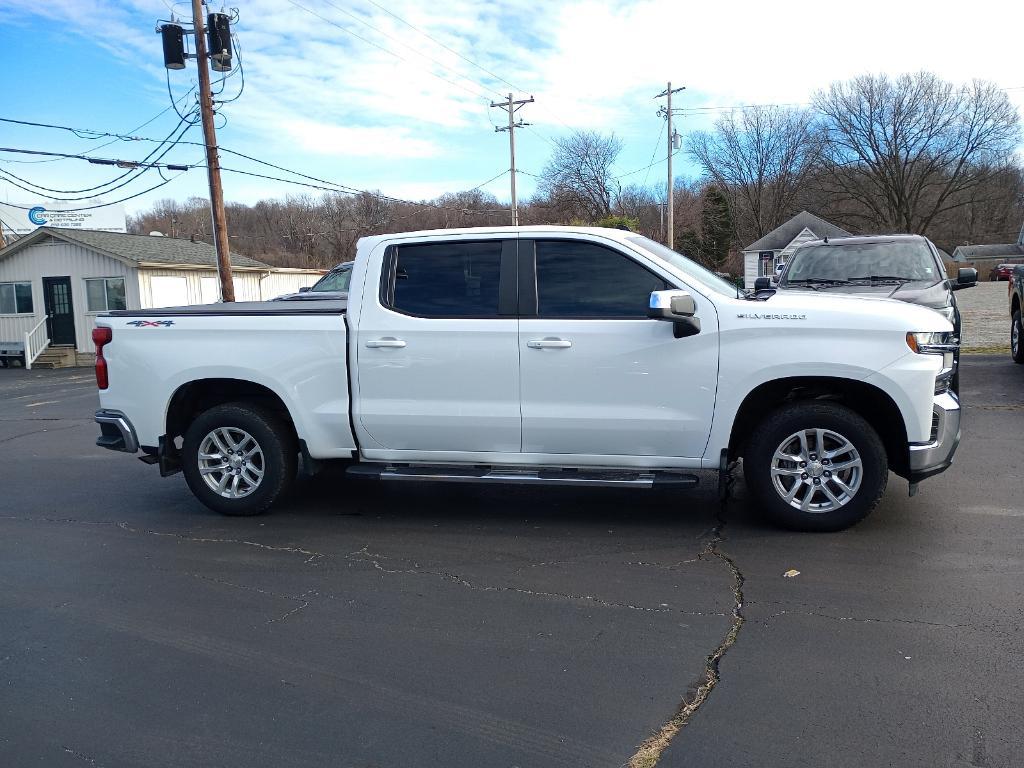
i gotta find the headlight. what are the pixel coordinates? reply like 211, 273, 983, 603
933, 306, 956, 323
906, 331, 956, 354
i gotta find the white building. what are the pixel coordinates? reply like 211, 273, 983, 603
742, 211, 852, 289
0, 227, 323, 367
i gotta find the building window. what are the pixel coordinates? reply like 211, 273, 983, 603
0, 282, 33, 314
85, 277, 127, 312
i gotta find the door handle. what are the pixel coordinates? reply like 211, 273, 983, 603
366, 338, 407, 348
527, 338, 572, 349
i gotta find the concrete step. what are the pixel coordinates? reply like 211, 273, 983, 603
31, 346, 78, 369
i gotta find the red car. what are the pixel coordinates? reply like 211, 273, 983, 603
990, 263, 1017, 281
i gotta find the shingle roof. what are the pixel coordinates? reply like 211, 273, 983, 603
951, 243, 1024, 261
1, 227, 268, 268
743, 211, 853, 252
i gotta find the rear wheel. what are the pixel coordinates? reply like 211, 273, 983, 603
1012, 310, 1024, 364
182, 402, 297, 516
743, 402, 887, 532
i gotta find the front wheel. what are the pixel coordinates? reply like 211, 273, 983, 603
1012, 310, 1024, 364
182, 402, 297, 516
743, 402, 888, 532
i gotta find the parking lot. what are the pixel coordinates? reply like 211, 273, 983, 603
957, 281, 1013, 351
0, 358, 1021, 768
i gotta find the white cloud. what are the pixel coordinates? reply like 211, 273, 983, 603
2, 0, 1023, 212
279, 118, 442, 159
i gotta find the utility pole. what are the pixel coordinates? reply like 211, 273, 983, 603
491, 93, 534, 226
190, 0, 234, 300
656, 82, 685, 249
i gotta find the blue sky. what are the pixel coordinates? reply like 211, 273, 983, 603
1, 0, 1023, 217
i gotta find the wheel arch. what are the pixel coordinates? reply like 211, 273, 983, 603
165, 378, 299, 448
727, 376, 909, 477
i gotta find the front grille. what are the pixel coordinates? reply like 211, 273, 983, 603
930, 412, 940, 443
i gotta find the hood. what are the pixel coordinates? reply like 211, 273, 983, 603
781, 280, 951, 309
747, 288, 953, 333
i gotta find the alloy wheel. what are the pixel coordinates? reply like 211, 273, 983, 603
198, 427, 265, 499
770, 428, 863, 513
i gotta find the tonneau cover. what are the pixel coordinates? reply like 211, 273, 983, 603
103, 299, 348, 318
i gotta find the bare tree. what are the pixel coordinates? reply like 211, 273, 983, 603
814, 72, 1021, 233
688, 106, 823, 245
539, 130, 623, 220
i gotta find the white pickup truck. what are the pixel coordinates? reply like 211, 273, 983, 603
93, 226, 960, 531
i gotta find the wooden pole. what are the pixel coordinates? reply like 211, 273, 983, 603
191, 0, 234, 301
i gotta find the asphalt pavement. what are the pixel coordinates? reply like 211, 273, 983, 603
0, 358, 1021, 768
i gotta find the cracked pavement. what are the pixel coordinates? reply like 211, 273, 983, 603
0, 358, 1022, 767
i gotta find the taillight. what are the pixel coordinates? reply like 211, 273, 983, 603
93, 326, 112, 390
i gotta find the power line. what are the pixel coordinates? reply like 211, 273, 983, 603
218, 165, 512, 211
356, 0, 574, 134
316, 0, 504, 101
0, 115, 198, 198
283, 0, 494, 103
0, 89, 196, 165
523, 124, 557, 148
466, 169, 509, 192
640, 121, 666, 188
358, 0, 524, 94
0, 118, 519, 213
0, 145, 196, 169
0, 167, 192, 212
676, 84, 1024, 117
613, 148, 681, 182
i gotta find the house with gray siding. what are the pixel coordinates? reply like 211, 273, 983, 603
0, 227, 322, 367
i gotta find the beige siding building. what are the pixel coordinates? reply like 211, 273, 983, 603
0, 228, 322, 367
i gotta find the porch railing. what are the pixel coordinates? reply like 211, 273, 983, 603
24, 315, 50, 370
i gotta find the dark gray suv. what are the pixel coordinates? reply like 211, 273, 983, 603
757, 234, 977, 390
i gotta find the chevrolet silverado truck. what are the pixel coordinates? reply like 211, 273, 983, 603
92, 226, 961, 531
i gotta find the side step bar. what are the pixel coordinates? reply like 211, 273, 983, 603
346, 464, 699, 489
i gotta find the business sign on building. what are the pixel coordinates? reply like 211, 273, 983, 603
0, 201, 127, 235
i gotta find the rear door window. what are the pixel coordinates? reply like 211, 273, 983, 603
385, 241, 504, 318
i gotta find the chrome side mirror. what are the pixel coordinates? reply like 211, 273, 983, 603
648, 290, 701, 338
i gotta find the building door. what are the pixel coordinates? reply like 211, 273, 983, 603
42, 276, 76, 345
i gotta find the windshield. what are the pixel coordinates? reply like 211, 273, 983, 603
313, 264, 352, 292
783, 241, 940, 285
625, 235, 738, 298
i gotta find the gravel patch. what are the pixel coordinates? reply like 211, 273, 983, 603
957, 281, 1011, 351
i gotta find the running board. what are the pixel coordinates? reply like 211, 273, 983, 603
346, 464, 699, 489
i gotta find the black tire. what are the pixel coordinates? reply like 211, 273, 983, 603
1012, 310, 1024, 364
743, 402, 888, 532
182, 402, 297, 516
